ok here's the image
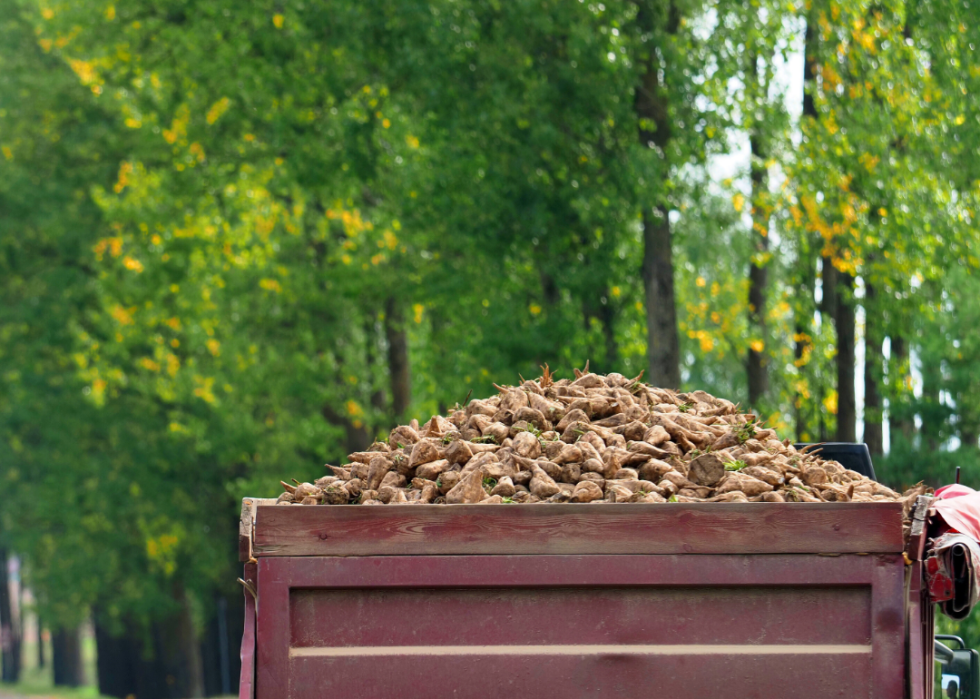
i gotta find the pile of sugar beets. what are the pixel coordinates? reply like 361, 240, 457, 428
278, 366, 929, 529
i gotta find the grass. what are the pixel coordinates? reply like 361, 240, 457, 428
5, 637, 104, 698
6, 624, 234, 699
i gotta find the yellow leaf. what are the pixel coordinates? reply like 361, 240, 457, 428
111, 305, 134, 325
413, 303, 424, 324
732, 193, 745, 212
749, 339, 764, 353
823, 390, 838, 415
122, 256, 143, 272
272, 13, 284, 28
206, 97, 231, 125
529, 303, 542, 316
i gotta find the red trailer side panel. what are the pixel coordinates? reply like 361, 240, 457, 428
248, 502, 910, 699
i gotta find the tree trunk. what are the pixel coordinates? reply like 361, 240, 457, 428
174, 584, 205, 698
889, 334, 914, 448
835, 272, 857, 442
635, 0, 682, 389
384, 296, 411, 417
746, 128, 770, 410
0, 549, 20, 683
821, 257, 838, 320
794, 0, 819, 442
599, 297, 618, 373
863, 279, 884, 457
803, 0, 820, 121
921, 353, 943, 453
51, 625, 83, 687
962, 425, 979, 451
37, 613, 45, 669
585, 292, 620, 374
794, 267, 815, 442
365, 319, 387, 413
94, 614, 136, 698
641, 207, 681, 388
321, 402, 371, 456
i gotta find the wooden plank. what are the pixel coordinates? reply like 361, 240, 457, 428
270, 552, 879, 589
240, 498, 275, 562
238, 561, 257, 699
252, 501, 905, 557
256, 561, 290, 699
239, 499, 255, 563
870, 554, 906, 699
256, 553, 892, 699
907, 563, 926, 699
905, 495, 933, 561
288, 649, 873, 699
290, 585, 872, 648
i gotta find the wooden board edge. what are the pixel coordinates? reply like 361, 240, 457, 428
251, 500, 905, 513
904, 495, 933, 562
240, 497, 276, 561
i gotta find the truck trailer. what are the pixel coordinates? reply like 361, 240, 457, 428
237, 488, 977, 698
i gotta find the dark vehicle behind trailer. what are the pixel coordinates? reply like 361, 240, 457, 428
238, 496, 942, 698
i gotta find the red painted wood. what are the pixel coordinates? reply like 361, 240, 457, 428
263, 552, 879, 589
870, 554, 906, 699
238, 562, 256, 699
289, 649, 873, 698
247, 499, 916, 698
256, 562, 289, 699
906, 554, 935, 699
253, 502, 905, 557
254, 553, 906, 698
254, 501, 905, 557
924, 596, 935, 694
291, 585, 872, 647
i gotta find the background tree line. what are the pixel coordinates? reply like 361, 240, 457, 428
1, 0, 979, 694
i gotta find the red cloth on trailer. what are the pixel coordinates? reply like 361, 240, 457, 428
933, 484, 980, 541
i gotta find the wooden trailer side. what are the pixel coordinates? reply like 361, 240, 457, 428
244, 501, 908, 699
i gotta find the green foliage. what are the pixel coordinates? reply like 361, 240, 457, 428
1, 0, 979, 660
